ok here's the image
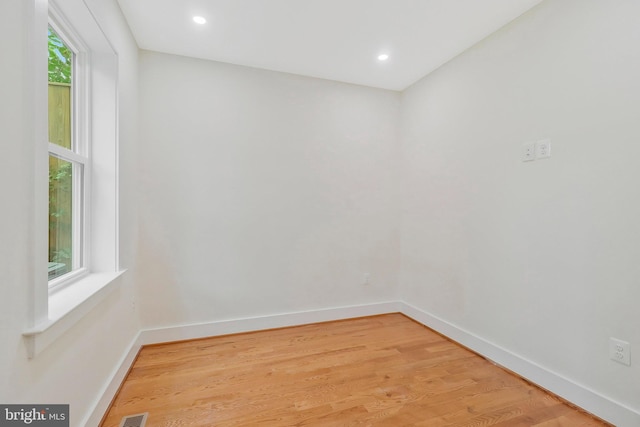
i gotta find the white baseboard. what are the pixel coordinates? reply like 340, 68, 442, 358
84, 301, 401, 426
137, 301, 402, 345
400, 302, 640, 427
83, 332, 143, 427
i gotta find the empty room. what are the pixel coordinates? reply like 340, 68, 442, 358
1, 0, 639, 425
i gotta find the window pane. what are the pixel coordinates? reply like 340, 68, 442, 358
48, 26, 73, 149
49, 156, 73, 280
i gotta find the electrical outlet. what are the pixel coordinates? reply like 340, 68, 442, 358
609, 337, 631, 366
363, 273, 370, 286
522, 142, 536, 162
536, 139, 551, 159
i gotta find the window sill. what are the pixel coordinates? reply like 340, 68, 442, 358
23, 270, 126, 358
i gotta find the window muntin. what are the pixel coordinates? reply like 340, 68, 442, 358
47, 23, 87, 284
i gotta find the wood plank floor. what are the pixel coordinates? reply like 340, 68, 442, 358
101, 314, 610, 426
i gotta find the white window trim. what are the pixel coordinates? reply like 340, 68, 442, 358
48, 12, 91, 286
23, 0, 125, 359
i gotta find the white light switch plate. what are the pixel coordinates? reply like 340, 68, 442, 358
522, 142, 536, 162
536, 139, 551, 159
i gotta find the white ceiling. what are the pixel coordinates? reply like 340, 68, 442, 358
117, 0, 542, 91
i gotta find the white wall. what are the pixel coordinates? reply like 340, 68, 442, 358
137, 51, 401, 329
400, 0, 640, 421
0, 1, 139, 425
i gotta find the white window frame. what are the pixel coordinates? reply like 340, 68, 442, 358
23, 0, 124, 358
47, 15, 91, 289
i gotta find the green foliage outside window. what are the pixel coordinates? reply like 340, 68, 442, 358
48, 28, 72, 84
49, 160, 72, 265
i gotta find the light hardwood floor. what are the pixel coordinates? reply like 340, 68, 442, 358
101, 314, 610, 426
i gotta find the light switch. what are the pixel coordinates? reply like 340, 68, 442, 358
536, 139, 551, 159
522, 142, 536, 162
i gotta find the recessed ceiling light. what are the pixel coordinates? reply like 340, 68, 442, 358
193, 16, 207, 25
377, 54, 389, 61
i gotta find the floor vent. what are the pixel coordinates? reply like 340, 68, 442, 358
119, 413, 148, 427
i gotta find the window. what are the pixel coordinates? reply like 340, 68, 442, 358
23, 0, 122, 358
47, 24, 88, 284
